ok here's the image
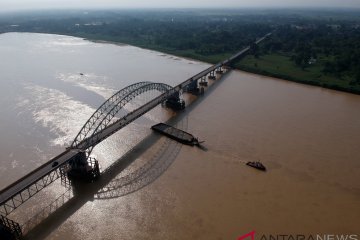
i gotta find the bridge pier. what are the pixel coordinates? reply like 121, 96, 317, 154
67, 152, 100, 183
215, 66, 224, 74
208, 71, 216, 80
184, 78, 200, 95
199, 76, 208, 87
165, 91, 185, 110
0, 215, 22, 240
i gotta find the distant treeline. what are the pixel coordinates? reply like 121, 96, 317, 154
1, 9, 360, 91
0, 10, 272, 55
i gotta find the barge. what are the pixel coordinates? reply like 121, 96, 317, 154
151, 123, 201, 146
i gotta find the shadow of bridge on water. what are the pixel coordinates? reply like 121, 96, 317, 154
22, 70, 231, 239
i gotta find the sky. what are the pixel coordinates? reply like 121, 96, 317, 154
0, 0, 360, 11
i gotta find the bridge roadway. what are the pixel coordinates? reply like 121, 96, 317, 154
0, 32, 271, 211
0, 149, 78, 209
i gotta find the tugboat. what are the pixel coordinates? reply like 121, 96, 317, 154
246, 161, 266, 171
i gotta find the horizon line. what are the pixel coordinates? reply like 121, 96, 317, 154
1, 6, 360, 14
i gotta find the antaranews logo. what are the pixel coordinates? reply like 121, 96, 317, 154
238, 231, 359, 240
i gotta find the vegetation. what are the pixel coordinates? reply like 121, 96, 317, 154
0, 10, 272, 63
1, 9, 360, 93
237, 22, 360, 93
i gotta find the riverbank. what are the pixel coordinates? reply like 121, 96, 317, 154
7, 30, 358, 95
79, 33, 232, 65
78, 33, 360, 95
235, 53, 360, 95
1, 9, 360, 95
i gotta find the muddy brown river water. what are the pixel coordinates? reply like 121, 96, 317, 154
0, 33, 359, 239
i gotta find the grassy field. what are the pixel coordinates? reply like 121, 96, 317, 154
235, 53, 360, 94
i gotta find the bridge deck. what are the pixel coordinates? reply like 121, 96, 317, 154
0, 150, 79, 209
0, 33, 271, 210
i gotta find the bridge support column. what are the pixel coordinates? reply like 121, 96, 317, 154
184, 79, 200, 95
208, 71, 216, 80
215, 66, 223, 74
67, 152, 100, 183
165, 91, 185, 110
0, 215, 22, 240
199, 76, 208, 87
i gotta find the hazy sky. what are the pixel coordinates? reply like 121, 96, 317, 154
0, 0, 360, 11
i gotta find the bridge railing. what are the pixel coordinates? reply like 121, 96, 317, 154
0, 162, 70, 216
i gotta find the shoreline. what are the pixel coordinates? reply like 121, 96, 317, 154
84, 37, 213, 66
81, 35, 360, 96
88, 39, 128, 46
3, 31, 359, 95
236, 65, 360, 95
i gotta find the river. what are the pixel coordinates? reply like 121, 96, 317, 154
0, 32, 359, 239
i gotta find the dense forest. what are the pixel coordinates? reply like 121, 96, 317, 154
1, 9, 360, 93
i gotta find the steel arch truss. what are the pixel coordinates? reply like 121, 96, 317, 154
71, 82, 151, 148
72, 82, 173, 154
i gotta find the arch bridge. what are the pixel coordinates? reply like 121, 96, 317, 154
0, 33, 271, 239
